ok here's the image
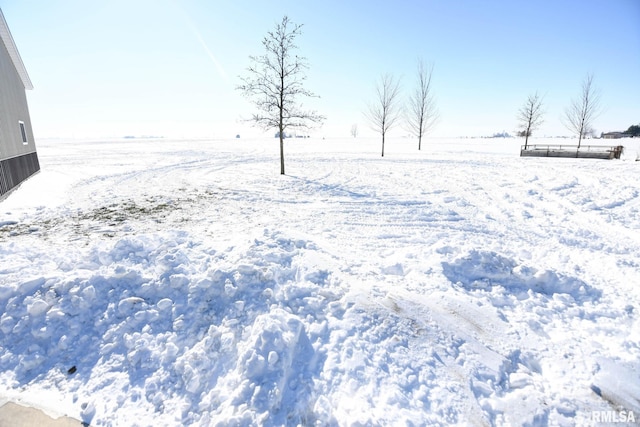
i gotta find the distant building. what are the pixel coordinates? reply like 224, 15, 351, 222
0, 8, 39, 200
601, 132, 628, 139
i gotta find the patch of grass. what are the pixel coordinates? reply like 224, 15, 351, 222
86, 199, 176, 224
1, 188, 223, 242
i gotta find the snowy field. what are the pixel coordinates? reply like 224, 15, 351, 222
1, 136, 639, 426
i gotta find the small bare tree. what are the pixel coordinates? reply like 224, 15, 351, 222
238, 16, 324, 174
365, 74, 402, 157
350, 123, 358, 138
517, 92, 545, 149
563, 73, 602, 148
406, 60, 439, 150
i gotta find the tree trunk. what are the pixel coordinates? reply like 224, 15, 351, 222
381, 133, 385, 157
578, 123, 583, 149
279, 103, 285, 175
280, 135, 285, 174
279, 71, 285, 175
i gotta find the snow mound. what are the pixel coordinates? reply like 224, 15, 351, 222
0, 229, 344, 425
442, 250, 601, 303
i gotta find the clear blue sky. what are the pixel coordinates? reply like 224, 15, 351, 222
2, 0, 639, 139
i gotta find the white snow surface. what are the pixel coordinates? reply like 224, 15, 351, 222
1, 137, 639, 426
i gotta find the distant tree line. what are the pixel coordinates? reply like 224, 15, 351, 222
624, 124, 640, 137
599, 124, 639, 138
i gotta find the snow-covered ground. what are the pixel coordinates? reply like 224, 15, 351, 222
1, 136, 639, 426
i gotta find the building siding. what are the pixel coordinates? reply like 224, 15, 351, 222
0, 9, 39, 199
0, 33, 36, 159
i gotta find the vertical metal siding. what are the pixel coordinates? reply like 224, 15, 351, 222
0, 151, 40, 198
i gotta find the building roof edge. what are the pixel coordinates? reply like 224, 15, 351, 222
0, 8, 33, 90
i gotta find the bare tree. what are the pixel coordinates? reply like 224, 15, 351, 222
563, 73, 602, 148
350, 123, 358, 138
517, 92, 545, 149
406, 60, 439, 150
365, 74, 402, 157
238, 16, 324, 174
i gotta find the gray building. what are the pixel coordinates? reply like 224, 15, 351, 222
0, 8, 39, 200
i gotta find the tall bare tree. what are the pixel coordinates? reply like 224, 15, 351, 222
365, 74, 402, 157
238, 16, 324, 174
517, 92, 545, 149
406, 61, 439, 150
563, 73, 602, 148
350, 123, 358, 138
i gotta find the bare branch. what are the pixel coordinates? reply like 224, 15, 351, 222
237, 16, 325, 174
517, 92, 545, 149
406, 60, 439, 150
562, 73, 602, 148
365, 73, 402, 157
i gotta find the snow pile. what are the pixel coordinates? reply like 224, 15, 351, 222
1, 137, 639, 426
1, 229, 344, 425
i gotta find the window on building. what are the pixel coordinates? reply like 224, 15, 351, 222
19, 121, 27, 144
